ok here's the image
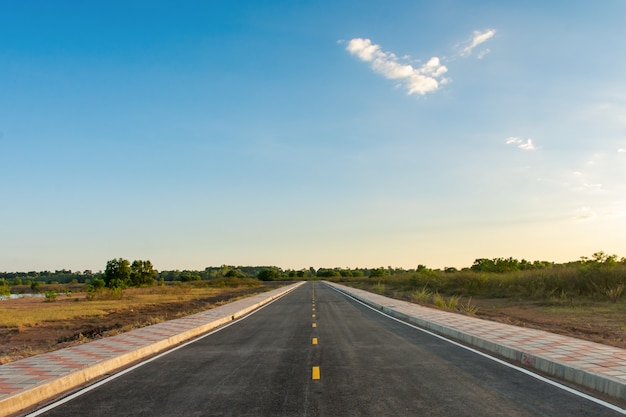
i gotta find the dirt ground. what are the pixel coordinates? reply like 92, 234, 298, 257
2, 288, 626, 364
470, 297, 626, 349
0, 286, 268, 363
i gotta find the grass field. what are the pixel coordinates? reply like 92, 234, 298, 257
0, 285, 261, 328
0, 280, 270, 363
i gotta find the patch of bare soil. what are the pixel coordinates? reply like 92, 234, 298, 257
470, 298, 626, 349
0, 287, 267, 363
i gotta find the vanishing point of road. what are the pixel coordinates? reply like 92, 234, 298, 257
31, 282, 625, 417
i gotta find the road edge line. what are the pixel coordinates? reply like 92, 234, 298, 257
325, 281, 626, 415
5, 282, 305, 417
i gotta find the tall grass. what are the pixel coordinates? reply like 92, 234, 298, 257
372, 281, 385, 294
410, 286, 432, 303
331, 262, 626, 302
432, 293, 460, 309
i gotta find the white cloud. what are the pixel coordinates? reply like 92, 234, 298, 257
345, 38, 448, 96
505, 136, 537, 151
619, 148, 626, 153
476, 49, 491, 59
460, 29, 496, 57
573, 207, 596, 221
572, 201, 626, 222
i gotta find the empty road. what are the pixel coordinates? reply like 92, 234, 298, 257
30, 282, 625, 416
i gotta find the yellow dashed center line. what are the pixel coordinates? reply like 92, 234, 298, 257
310, 286, 320, 379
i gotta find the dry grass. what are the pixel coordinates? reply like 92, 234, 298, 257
0, 286, 247, 328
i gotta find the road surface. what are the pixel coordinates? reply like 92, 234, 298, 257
31, 281, 625, 416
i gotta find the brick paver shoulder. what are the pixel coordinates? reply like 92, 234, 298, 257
0, 282, 304, 417
327, 281, 626, 403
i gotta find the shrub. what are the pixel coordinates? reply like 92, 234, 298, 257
446, 295, 460, 310
433, 293, 447, 308
258, 268, 282, 281
44, 291, 58, 302
0, 285, 9, 298
410, 286, 432, 303
606, 284, 625, 303
458, 297, 479, 314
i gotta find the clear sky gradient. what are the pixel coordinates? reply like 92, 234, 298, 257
2, 1, 625, 272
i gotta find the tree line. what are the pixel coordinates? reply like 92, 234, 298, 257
2, 252, 624, 289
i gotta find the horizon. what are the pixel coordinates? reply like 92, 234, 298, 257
1, 250, 623, 275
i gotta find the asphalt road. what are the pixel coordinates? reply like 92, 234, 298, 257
32, 282, 625, 417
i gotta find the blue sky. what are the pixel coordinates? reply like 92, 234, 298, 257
1, 1, 625, 272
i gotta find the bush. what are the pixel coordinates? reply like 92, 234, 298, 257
44, 291, 58, 302
411, 286, 432, 303
258, 269, 281, 281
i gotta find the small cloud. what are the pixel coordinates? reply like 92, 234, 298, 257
476, 49, 491, 59
460, 29, 496, 57
619, 148, 626, 153
505, 136, 536, 151
573, 207, 596, 221
345, 38, 448, 96
585, 153, 603, 166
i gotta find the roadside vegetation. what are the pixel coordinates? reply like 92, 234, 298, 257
2, 252, 625, 307
315, 252, 626, 348
2, 252, 626, 362
0, 262, 296, 292
321, 251, 626, 311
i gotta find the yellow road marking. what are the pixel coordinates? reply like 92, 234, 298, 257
312, 366, 320, 380
312, 337, 318, 345
312, 323, 317, 328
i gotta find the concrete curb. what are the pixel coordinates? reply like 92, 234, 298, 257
2, 282, 305, 417
326, 281, 626, 403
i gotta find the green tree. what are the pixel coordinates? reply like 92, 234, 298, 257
316, 269, 341, 278
130, 260, 157, 287
180, 270, 201, 282
471, 257, 520, 273
90, 278, 106, 290
258, 268, 281, 281
104, 258, 131, 288
369, 267, 387, 278
224, 268, 242, 278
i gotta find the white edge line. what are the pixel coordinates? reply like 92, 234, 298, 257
25, 286, 300, 417
326, 283, 626, 415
